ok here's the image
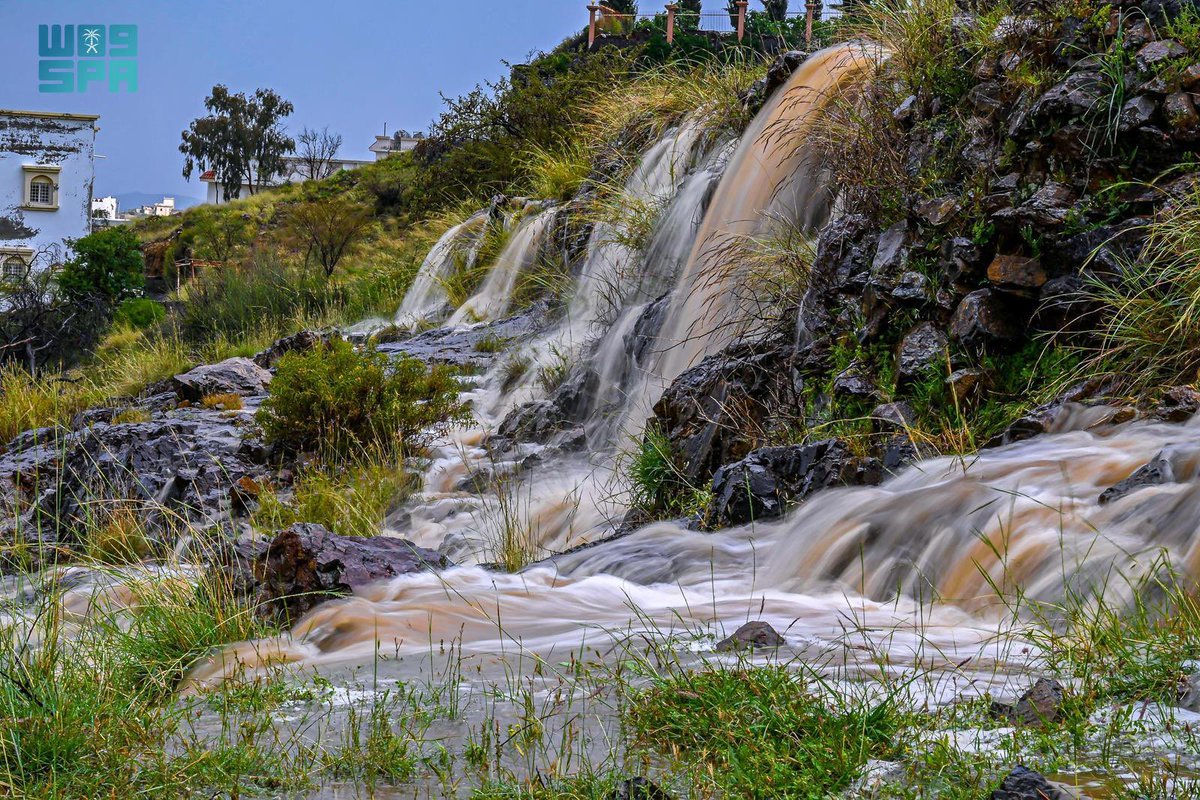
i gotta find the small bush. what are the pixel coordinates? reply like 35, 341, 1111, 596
256, 338, 468, 455
58, 226, 145, 308
113, 298, 166, 329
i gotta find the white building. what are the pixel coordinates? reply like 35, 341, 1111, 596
126, 196, 175, 217
199, 156, 371, 205
0, 109, 99, 279
91, 195, 118, 220
369, 131, 423, 161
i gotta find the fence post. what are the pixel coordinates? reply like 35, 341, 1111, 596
588, 4, 600, 47
805, 2, 814, 45
735, 0, 748, 41
666, 3, 678, 43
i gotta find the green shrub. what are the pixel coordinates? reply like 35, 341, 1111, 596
58, 227, 145, 307
178, 254, 344, 343
256, 338, 469, 455
113, 298, 166, 329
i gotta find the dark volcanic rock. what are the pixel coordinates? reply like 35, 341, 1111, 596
897, 322, 949, 382
254, 523, 450, 620
715, 620, 785, 652
949, 289, 1023, 350
652, 333, 795, 485
1156, 385, 1200, 422
871, 401, 917, 431
1119, 94, 1159, 132
1098, 452, 1175, 504
171, 357, 273, 402
990, 677, 1067, 726
946, 368, 984, 402
253, 329, 336, 368
705, 440, 881, 528
991, 766, 1076, 800
0, 406, 267, 569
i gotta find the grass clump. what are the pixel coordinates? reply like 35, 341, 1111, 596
252, 456, 416, 538
1076, 184, 1200, 390
200, 392, 243, 411
256, 338, 469, 456
625, 665, 899, 799
627, 424, 711, 520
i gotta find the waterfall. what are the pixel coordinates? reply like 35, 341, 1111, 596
186, 44, 1200, 683
393, 210, 488, 329
446, 203, 555, 327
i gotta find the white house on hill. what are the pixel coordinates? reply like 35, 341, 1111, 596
200, 155, 371, 205
0, 109, 99, 279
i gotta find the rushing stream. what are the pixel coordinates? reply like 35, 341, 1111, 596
182, 43, 1199, 691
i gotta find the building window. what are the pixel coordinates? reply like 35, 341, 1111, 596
2, 256, 27, 282
22, 166, 61, 210
29, 177, 54, 207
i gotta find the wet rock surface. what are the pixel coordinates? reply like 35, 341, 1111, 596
252, 523, 450, 621
990, 677, 1067, 726
991, 766, 1077, 800
1099, 452, 1175, 505
376, 306, 546, 368
715, 620, 785, 652
705, 439, 882, 528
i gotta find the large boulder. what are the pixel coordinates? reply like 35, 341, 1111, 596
253, 523, 450, 621
252, 329, 336, 369
949, 289, 1024, 350
652, 333, 795, 486
0, 405, 268, 569
715, 620, 785, 652
171, 357, 273, 402
705, 439, 881, 528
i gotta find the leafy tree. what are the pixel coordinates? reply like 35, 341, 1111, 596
286, 194, 374, 277
680, 0, 703, 29
57, 227, 145, 308
256, 339, 469, 456
606, 0, 638, 13
296, 126, 343, 181
180, 86, 295, 202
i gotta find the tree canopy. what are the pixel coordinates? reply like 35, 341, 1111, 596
180, 86, 296, 202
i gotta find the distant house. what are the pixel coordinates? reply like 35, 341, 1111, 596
199, 155, 371, 205
369, 131, 423, 161
91, 195, 119, 220
125, 196, 177, 218
0, 109, 99, 279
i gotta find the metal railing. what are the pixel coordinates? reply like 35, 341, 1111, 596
586, 3, 841, 48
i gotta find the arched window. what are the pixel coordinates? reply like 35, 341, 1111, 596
3, 256, 27, 282
28, 176, 54, 207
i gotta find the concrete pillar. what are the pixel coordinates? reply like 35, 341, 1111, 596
736, 0, 748, 41
805, 2, 814, 45
666, 3, 678, 43
588, 4, 601, 47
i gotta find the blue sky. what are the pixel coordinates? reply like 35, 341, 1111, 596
0, 1, 584, 201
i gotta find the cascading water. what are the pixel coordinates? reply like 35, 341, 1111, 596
187, 43, 1199, 688
393, 209, 489, 329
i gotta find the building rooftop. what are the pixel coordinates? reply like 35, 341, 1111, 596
0, 109, 100, 122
